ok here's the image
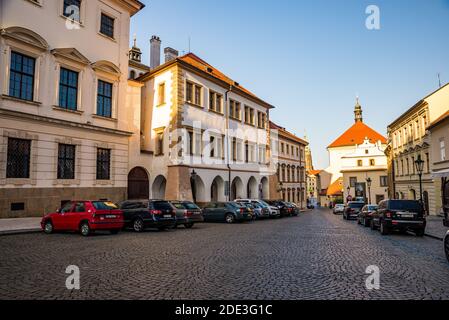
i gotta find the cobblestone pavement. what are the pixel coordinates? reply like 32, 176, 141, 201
1, 208, 449, 300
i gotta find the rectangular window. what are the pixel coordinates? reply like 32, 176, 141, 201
209, 91, 222, 113
96, 148, 111, 180
357, 159, 363, 167
350, 177, 357, 187
244, 106, 255, 125
369, 159, 375, 166
380, 176, 388, 187
59, 68, 78, 110
9, 52, 35, 101
97, 80, 113, 118
63, 0, 81, 21
229, 99, 241, 120
157, 83, 165, 106
7, 138, 31, 179
186, 81, 202, 106
100, 13, 114, 38
210, 136, 215, 158
156, 132, 164, 156
440, 139, 446, 161
57, 144, 76, 180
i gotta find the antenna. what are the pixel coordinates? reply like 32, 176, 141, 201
188, 36, 191, 53
438, 73, 442, 88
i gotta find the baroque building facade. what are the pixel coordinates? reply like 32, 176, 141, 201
387, 83, 449, 215
0, 0, 145, 217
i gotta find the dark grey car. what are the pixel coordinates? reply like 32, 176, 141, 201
202, 202, 253, 223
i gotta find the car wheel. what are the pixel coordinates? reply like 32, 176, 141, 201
225, 214, 235, 224
357, 218, 361, 225
415, 229, 425, 237
370, 219, 377, 230
133, 218, 144, 232
184, 223, 194, 229
445, 237, 449, 263
43, 220, 53, 234
380, 221, 389, 235
80, 222, 90, 237
343, 214, 347, 220
158, 227, 167, 231
110, 229, 120, 235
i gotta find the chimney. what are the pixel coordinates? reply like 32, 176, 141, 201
164, 47, 179, 63
150, 35, 161, 69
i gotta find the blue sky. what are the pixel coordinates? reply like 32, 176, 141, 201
130, 0, 449, 169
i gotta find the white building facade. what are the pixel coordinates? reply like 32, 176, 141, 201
0, 0, 144, 217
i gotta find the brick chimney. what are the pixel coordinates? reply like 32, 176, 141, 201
164, 47, 179, 63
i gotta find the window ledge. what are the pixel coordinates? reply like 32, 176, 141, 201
53, 106, 84, 115
208, 109, 224, 116
98, 32, 117, 43
95, 180, 114, 186
53, 179, 81, 186
185, 102, 203, 109
59, 15, 84, 27
2, 95, 42, 106
92, 114, 118, 122
25, 0, 42, 7
5, 178, 35, 186
155, 153, 165, 157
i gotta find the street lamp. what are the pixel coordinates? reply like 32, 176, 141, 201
415, 154, 425, 203
366, 177, 372, 204
190, 170, 198, 203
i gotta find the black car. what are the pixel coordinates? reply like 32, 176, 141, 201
371, 200, 426, 236
264, 200, 294, 217
285, 202, 300, 216
358, 204, 378, 227
170, 201, 204, 229
202, 202, 253, 223
444, 231, 449, 263
343, 202, 365, 220
119, 200, 177, 232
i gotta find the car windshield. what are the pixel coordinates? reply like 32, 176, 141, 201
259, 201, 270, 207
389, 200, 422, 211
183, 202, 200, 210
349, 203, 364, 209
229, 202, 244, 208
92, 201, 118, 210
153, 201, 173, 210
368, 205, 378, 211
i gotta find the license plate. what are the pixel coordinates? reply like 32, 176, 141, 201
164, 215, 172, 218
400, 214, 414, 218
105, 215, 117, 219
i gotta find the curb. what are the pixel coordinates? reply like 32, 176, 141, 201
425, 233, 444, 241
0, 229, 41, 236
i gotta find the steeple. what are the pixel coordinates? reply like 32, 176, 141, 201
354, 97, 363, 123
129, 34, 142, 63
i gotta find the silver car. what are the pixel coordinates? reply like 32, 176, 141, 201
235, 199, 275, 219
333, 204, 345, 215
445, 230, 449, 263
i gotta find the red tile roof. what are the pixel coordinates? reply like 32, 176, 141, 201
326, 178, 344, 196
178, 53, 274, 109
328, 121, 387, 148
308, 170, 322, 176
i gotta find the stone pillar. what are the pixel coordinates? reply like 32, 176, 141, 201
165, 165, 193, 201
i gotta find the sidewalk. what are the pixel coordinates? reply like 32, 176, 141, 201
425, 215, 449, 240
0, 218, 42, 235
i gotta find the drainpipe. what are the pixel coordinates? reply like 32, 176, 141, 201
225, 85, 232, 201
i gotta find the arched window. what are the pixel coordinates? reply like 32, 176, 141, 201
130, 70, 136, 79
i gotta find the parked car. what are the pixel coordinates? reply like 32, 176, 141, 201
343, 202, 365, 220
119, 200, 177, 232
170, 201, 204, 228
41, 200, 124, 236
264, 200, 294, 217
371, 200, 426, 236
445, 230, 449, 263
235, 199, 271, 219
202, 202, 253, 223
358, 204, 379, 227
285, 202, 300, 216
333, 204, 345, 215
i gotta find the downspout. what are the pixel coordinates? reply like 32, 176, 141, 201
225, 85, 232, 201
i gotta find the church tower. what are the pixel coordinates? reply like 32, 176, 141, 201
354, 97, 363, 123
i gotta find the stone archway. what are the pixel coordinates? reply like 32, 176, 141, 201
211, 176, 225, 202
247, 176, 258, 199
128, 167, 149, 200
231, 177, 244, 200
191, 175, 206, 204
261, 177, 269, 199
152, 175, 167, 199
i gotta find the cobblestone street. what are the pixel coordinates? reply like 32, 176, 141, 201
1, 209, 448, 300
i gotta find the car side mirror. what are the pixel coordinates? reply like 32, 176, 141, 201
56, 208, 61, 213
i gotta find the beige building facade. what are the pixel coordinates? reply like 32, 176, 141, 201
387, 83, 449, 215
0, 0, 145, 217
270, 122, 308, 208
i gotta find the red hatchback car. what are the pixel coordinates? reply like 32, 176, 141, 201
41, 201, 124, 236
